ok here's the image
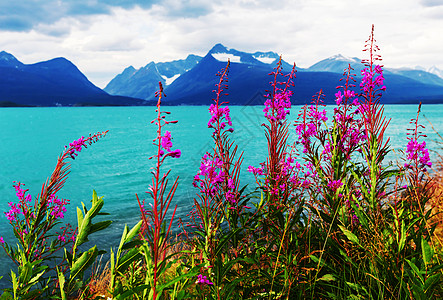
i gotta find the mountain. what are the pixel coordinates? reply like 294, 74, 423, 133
104, 44, 443, 105
0, 51, 23, 68
306, 54, 443, 87
162, 53, 443, 105
386, 68, 443, 86
105, 44, 296, 101
104, 54, 202, 100
306, 54, 362, 73
156, 46, 443, 105
0, 52, 143, 107
428, 66, 443, 79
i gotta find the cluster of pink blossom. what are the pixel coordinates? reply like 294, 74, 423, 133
56, 224, 76, 243
327, 180, 343, 192
48, 194, 69, 219
247, 165, 264, 176
335, 90, 359, 106
295, 104, 327, 154
225, 178, 237, 205
360, 65, 386, 94
14, 183, 32, 203
4, 182, 32, 223
193, 154, 225, 196
208, 104, 233, 133
68, 136, 86, 158
249, 153, 313, 198
160, 130, 181, 158
404, 139, 432, 171
66, 131, 108, 160
5, 202, 21, 222
263, 91, 292, 122
193, 155, 239, 206
196, 274, 213, 286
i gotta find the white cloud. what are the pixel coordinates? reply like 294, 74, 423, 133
0, 0, 442, 88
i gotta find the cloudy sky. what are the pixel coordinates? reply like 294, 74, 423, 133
1, 0, 442, 88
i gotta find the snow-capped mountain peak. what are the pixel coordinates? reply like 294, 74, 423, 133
330, 54, 359, 63
252, 51, 280, 64
428, 65, 443, 79
211, 53, 242, 63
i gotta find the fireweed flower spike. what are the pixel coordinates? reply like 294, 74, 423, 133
186, 60, 246, 293
192, 59, 243, 210
249, 57, 309, 206
196, 274, 214, 286
137, 81, 179, 300
1, 131, 107, 280
405, 102, 432, 184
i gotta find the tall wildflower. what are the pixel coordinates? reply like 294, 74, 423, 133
356, 25, 392, 217
403, 102, 433, 210
1, 131, 107, 276
185, 60, 245, 295
137, 82, 180, 300
249, 58, 308, 207
192, 60, 242, 210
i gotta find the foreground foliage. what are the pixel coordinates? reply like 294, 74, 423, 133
2, 26, 443, 299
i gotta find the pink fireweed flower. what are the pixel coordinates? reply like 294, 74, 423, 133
161, 131, 173, 151
48, 194, 69, 219
159, 130, 181, 159
0, 237, 4, 244
68, 136, 86, 158
196, 274, 213, 286
327, 180, 343, 192
405, 103, 432, 172
208, 104, 233, 131
193, 154, 225, 196
264, 91, 292, 122
360, 66, 386, 93
169, 149, 181, 158
405, 139, 431, 170
247, 165, 264, 176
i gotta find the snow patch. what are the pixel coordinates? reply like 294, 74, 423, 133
428, 66, 443, 79
211, 53, 241, 63
330, 54, 357, 62
162, 74, 180, 85
253, 55, 276, 64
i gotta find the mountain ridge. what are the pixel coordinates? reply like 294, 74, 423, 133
105, 43, 443, 105
2, 46, 443, 107
0, 51, 144, 107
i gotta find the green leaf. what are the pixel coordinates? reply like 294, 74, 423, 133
76, 207, 84, 229
114, 284, 150, 300
0, 292, 13, 300
121, 240, 143, 251
423, 273, 440, 293
11, 271, 17, 299
406, 259, 424, 283
89, 220, 112, 235
215, 228, 242, 257
126, 220, 142, 242
338, 225, 360, 245
399, 220, 406, 253
421, 238, 433, 265
156, 269, 200, 295
18, 262, 32, 283
57, 267, 67, 300
318, 274, 335, 282
117, 248, 142, 273
75, 191, 107, 248
69, 245, 98, 284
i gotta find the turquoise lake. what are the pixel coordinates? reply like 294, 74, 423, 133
1, 104, 443, 281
